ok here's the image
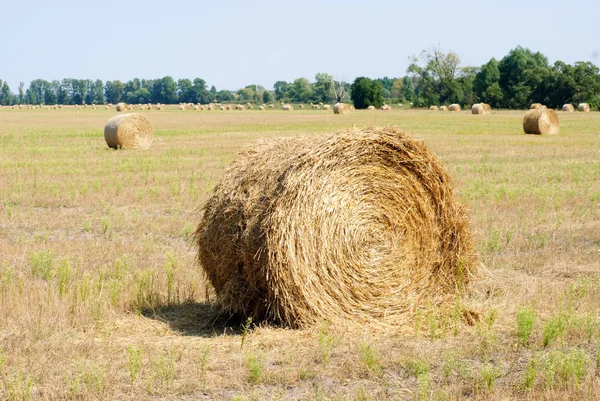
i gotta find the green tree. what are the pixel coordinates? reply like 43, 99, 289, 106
0, 81, 12, 105
273, 81, 290, 101
262, 90, 274, 103
313, 73, 334, 103
152, 76, 178, 104
105, 80, 124, 104
350, 77, 383, 109
474, 58, 503, 107
288, 78, 313, 102
498, 46, 550, 108
391, 78, 404, 102
216, 90, 234, 102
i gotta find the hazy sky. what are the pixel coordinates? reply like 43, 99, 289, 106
2, 0, 599, 91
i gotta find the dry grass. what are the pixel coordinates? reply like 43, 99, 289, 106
1, 107, 600, 399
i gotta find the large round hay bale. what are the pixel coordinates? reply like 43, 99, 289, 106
259, 105, 266, 110
282, 104, 294, 111
116, 103, 127, 112
449, 104, 461, 111
440, 106, 449, 111
104, 113, 154, 149
196, 126, 476, 327
482, 103, 492, 113
523, 108, 560, 135
323, 104, 332, 110
269, 104, 275, 109
333, 102, 350, 114
367, 105, 375, 110
562, 104, 574, 112
530, 103, 545, 110
381, 104, 391, 110
471, 104, 485, 114
429, 106, 439, 111
577, 103, 590, 112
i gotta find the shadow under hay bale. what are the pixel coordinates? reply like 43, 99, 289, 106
523, 108, 560, 135
104, 113, 154, 149
196, 126, 476, 328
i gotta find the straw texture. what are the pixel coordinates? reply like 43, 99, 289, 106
196, 126, 476, 327
104, 113, 154, 149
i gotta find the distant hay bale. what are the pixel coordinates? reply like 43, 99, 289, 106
104, 113, 154, 149
207, 105, 215, 111
259, 105, 266, 110
269, 104, 275, 109
429, 106, 439, 111
440, 106, 448, 111
367, 105, 375, 110
298, 104, 304, 109
104, 105, 109, 110
194, 105, 200, 111
246, 103, 254, 109
196, 126, 476, 327
156, 104, 163, 110
577, 103, 590, 112
562, 104, 574, 112
449, 104, 461, 112
282, 104, 294, 111
225, 105, 232, 110
530, 103, 544, 110
219, 106, 226, 110
323, 104, 331, 110
179, 105, 186, 110
333, 103, 351, 114
523, 108, 560, 135
381, 104, 391, 110
482, 103, 492, 112
471, 103, 491, 114
235, 104, 245, 110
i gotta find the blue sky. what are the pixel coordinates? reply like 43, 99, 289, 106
1, 0, 599, 91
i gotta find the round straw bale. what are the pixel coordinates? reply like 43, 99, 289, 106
448, 104, 461, 111
298, 104, 304, 108
269, 104, 275, 109
259, 105, 266, 110
235, 104, 245, 110
282, 104, 294, 110
482, 103, 492, 112
381, 104, 391, 110
577, 103, 590, 112
247, 103, 254, 109
471, 104, 485, 114
323, 104, 332, 110
439, 105, 448, 111
523, 108, 560, 135
530, 103, 544, 110
104, 113, 154, 149
207, 105, 215, 110
333, 103, 351, 114
562, 104, 574, 112
196, 126, 476, 327
429, 106, 439, 111
367, 105, 375, 110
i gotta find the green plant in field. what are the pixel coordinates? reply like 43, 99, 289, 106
416, 372, 431, 401
427, 313, 440, 339
150, 351, 177, 390
240, 317, 253, 350
516, 306, 536, 346
359, 342, 382, 377
405, 358, 430, 378
127, 346, 143, 384
475, 309, 498, 357
316, 325, 336, 368
30, 250, 54, 280
543, 313, 567, 347
246, 353, 265, 384
1, 265, 14, 303
165, 253, 179, 305
56, 259, 72, 298
478, 363, 501, 392
541, 348, 590, 389
442, 351, 457, 381
0, 347, 6, 374
6, 371, 35, 401
69, 360, 105, 396
198, 345, 211, 376
522, 357, 538, 390
101, 216, 110, 234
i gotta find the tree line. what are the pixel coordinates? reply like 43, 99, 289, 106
1, 46, 599, 109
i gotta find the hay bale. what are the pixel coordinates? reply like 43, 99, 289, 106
577, 103, 590, 112
104, 113, 154, 149
429, 106, 439, 111
246, 103, 254, 109
282, 104, 294, 111
269, 104, 275, 109
482, 103, 492, 112
323, 104, 331, 110
259, 105, 266, 110
440, 106, 449, 111
449, 104, 461, 111
523, 108, 560, 135
298, 104, 304, 109
562, 104, 574, 112
381, 104, 391, 110
333, 103, 351, 114
471, 104, 485, 114
235, 104, 245, 110
530, 103, 544, 110
367, 105, 375, 110
196, 126, 475, 327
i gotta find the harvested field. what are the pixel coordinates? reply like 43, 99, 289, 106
1, 107, 600, 400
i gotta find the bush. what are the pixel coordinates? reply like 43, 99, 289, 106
350, 77, 384, 109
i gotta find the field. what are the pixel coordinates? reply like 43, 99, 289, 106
1, 106, 599, 400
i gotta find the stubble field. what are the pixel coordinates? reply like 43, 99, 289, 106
0, 106, 599, 400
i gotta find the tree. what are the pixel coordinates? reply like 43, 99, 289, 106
498, 46, 550, 108
18, 82, 24, 104
216, 90, 234, 102
273, 81, 290, 100
105, 80, 124, 104
391, 78, 404, 102
288, 78, 313, 102
333, 78, 349, 102
350, 77, 383, 109
314, 73, 334, 103
0, 81, 12, 105
262, 90, 274, 103
152, 76, 178, 104
474, 58, 503, 107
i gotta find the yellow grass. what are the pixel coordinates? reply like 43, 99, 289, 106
1, 107, 599, 400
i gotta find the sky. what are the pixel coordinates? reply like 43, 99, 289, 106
1, 0, 599, 92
